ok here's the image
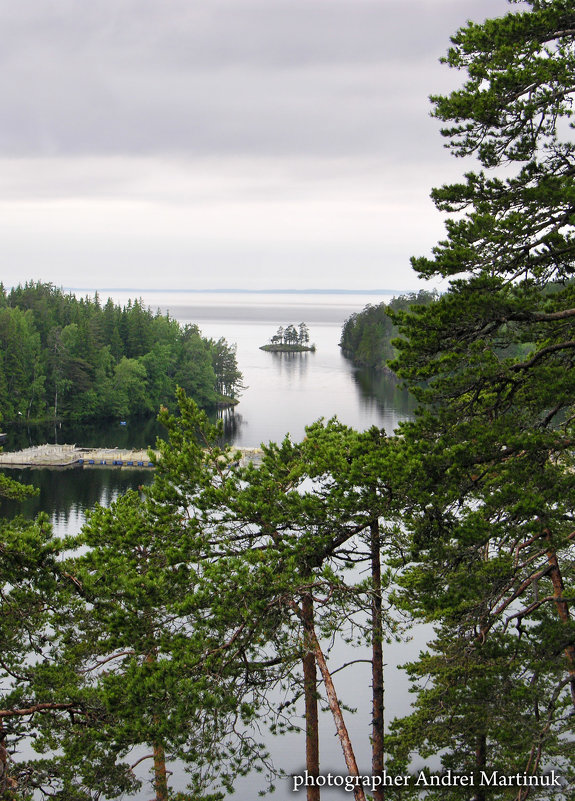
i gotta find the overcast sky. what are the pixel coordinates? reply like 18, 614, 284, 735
0, 0, 517, 293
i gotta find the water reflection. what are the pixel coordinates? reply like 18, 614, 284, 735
218, 408, 245, 441
0, 466, 154, 534
6, 409, 247, 454
5, 417, 168, 452
266, 350, 313, 379
351, 368, 417, 420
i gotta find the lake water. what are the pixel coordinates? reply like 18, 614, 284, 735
2, 291, 423, 799
114, 289, 416, 446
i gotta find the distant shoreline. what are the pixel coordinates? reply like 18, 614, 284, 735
58, 287, 405, 296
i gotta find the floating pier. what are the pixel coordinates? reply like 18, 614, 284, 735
0, 444, 154, 468
0, 444, 263, 469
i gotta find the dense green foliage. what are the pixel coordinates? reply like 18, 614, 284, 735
0, 400, 267, 800
3, 1, 575, 798
0, 282, 242, 422
0, 465, 113, 798
0, 393, 401, 800
339, 290, 437, 369
385, 0, 575, 794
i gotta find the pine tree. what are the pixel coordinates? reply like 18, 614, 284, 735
387, 0, 575, 789
57, 396, 269, 800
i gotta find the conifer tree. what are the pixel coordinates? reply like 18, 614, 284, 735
137, 393, 404, 799
57, 396, 269, 800
388, 0, 575, 789
0, 471, 134, 798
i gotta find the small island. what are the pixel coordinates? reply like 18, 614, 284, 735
260, 322, 316, 352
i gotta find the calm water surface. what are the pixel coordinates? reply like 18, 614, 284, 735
2, 292, 421, 798
141, 290, 415, 446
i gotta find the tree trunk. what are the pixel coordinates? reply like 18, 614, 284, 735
472, 733, 487, 801
145, 651, 169, 801
545, 535, 575, 707
306, 623, 367, 801
153, 740, 169, 801
0, 723, 16, 798
370, 520, 385, 801
0, 724, 8, 795
302, 592, 321, 801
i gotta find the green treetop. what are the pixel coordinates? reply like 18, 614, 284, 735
0, 282, 242, 422
386, 0, 575, 792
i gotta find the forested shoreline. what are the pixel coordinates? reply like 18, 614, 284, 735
0, 282, 242, 423
339, 290, 437, 370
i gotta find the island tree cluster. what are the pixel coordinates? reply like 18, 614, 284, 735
269, 322, 310, 346
0, 282, 242, 422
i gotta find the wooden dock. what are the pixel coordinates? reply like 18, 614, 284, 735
0, 444, 154, 468
0, 444, 263, 469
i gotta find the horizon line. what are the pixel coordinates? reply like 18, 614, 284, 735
61, 287, 407, 295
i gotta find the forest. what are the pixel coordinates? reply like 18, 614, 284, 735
339, 290, 437, 369
0, 282, 242, 422
2, 1, 575, 799
340, 286, 540, 371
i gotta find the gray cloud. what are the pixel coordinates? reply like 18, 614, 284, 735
0, 0, 510, 158
0, 0, 526, 291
